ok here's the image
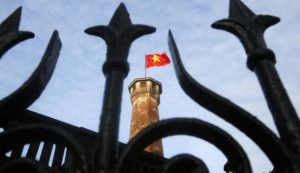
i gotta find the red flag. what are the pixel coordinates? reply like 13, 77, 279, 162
145, 52, 171, 68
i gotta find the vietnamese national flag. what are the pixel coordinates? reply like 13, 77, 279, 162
145, 52, 171, 68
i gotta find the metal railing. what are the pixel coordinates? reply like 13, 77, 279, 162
0, 0, 299, 173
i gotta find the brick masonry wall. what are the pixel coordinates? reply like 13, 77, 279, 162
129, 78, 164, 156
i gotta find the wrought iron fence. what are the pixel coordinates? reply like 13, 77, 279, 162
0, 0, 299, 173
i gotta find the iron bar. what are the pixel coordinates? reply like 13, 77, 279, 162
212, 0, 300, 171
96, 70, 126, 173
52, 145, 65, 167
254, 57, 300, 164
0, 1, 299, 173
85, 3, 155, 173
39, 142, 53, 165
26, 143, 40, 159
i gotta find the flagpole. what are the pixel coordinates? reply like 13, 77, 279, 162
144, 54, 146, 78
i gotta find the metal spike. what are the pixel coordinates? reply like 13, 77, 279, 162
0, 7, 22, 35
213, 1, 300, 166
109, 3, 132, 30
229, 0, 255, 21
212, 0, 280, 62
0, 7, 34, 59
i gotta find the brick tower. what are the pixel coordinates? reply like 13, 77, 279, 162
128, 77, 164, 156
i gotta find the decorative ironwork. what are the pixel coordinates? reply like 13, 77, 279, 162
117, 118, 251, 173
0, 1, 299, 173
85, 3, 155, 173
212, 0, 300, 171
0, 7, 61, 118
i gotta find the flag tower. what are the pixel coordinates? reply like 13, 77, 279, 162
128, 77, 164, 156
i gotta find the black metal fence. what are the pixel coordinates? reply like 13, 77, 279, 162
0, 0, 299, 173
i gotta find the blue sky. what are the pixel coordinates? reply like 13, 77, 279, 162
0, 0, 299, 172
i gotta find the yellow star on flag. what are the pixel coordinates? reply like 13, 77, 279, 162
152, 55, 161, 63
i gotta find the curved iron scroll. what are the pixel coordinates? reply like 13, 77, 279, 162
162, 154, 209, 173
117, 118, 252, 173
0, 158, 42, 173
168, 30, 292, 172
0, 31, 61, 120
0, 124, 89, 173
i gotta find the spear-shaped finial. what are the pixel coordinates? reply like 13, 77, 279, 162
0, 7, 34, 59
0, 7, 22, 35
108, 3, 132, 30
213, 1, 300, 169
228, 0, 255, 22
212, 0, 279, 70
85, 3, 155, 173
85, 3, 155, 75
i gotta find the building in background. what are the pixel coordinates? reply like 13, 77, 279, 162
129, 77, 164, 156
